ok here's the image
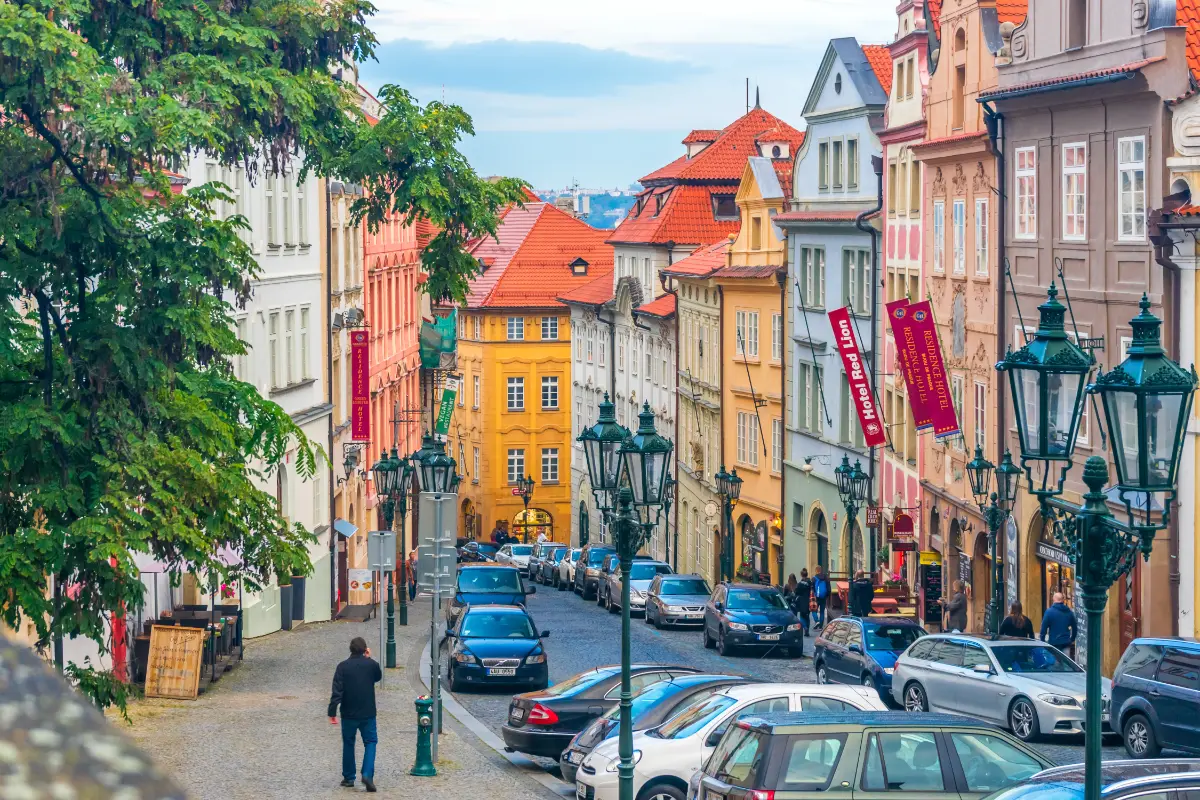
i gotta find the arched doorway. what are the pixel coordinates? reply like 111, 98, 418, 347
513, 508, 553, 543
578, 501, 590, 547
753, 520, 769, 578
811, 509, 829, 572
738, 515, 754, 575
972, 531, 991, 633
462, 498, 477, 541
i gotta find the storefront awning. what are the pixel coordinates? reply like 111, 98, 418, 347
334, 518, 358, 538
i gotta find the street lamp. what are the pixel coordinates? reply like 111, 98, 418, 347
997, 289, 1196, 800
515, 474, 535, 542
371, 450, 405, 665
714, 465, 742, 582
414, 434, 457, 494
835, 456, 870, 573
966, 447, 1020, 635
663, 477, 676, 569
579, 400, 672, 800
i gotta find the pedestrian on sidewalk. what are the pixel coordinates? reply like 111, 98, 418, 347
792, 569, 813, 635
407, 550, 419, 601
1000, 601, 1035, 639
850, 570, 874, 617
1040, 592, 1078, 658
944, 581, 968, 633
811, 566, 830, 630
328, 636, 382, 792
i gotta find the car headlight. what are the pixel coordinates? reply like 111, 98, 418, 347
525, 653, 546, 664
606, 751, 642, 772
1039, 693, 1080, 707
728, 622, 749, 631
667, 605, 686, 612
786, 623, 803, 631
882, 667, 895, 675
454, 651, 476, 663
632, 591, 646, 600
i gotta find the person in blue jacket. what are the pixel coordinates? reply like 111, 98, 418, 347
1039, 592, 1078, 659
811, 565, 830, 630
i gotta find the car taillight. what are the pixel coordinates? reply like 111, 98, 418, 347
527, 703, 560, 725
748, 791, 774, 800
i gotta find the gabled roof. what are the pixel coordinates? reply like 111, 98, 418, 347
682, 129, 721, 144
1178, 0, 1200, 79
746, 157, 785, 201
465, 203, 613, 310
633, 293, 677, 319
558, 273, 616, 306
773, 209, 865, 224
662, 239, 732, 278
861, 44, 894, 95
638, 108, 804, 185
711, 264, 785, 280
805, 39, 890, 115
607, 184, 739, 247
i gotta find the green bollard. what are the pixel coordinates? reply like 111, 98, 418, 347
410, 695, 437, 777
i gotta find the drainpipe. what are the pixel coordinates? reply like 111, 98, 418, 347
717, 281, 727, 576
777, 261, 788, 584
662, 242, 679, 572
326, 182, 337, 614
855, 155, 884, 578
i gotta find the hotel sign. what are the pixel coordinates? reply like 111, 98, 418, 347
828, 307, 886, 447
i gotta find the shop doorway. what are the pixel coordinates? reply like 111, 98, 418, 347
1120, 566, 1141, 654
812, 509, 829, 572
972, 532, 991, 633
578, 501, 590, 547
513, 508, 553, 543
461, 498, 477, 541
1034, 518, 1075, 614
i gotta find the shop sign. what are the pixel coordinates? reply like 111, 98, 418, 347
1036, 541, 1073, 568
891, 540, 917, 552
919, 550, 942, 566
350, 330, 370, 440
957, 550, 971, 584
828, 307, 886, 447
893, 512, 914, 535
866, 506, 880, 528
1005, 517, 1019, 611
885, 299, 960, 439
434, 376, 460, 436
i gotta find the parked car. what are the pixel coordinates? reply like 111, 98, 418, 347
983, 759, 1200, 800
600, 559, 671, 614
559, 673, 750, 784
501, 664, 701, 759
475, 543, 499, 562
1112, 637, 1200, 758
496, 543, 534, 573
576, 683, 887, 800
537, 546, 567, 585
595, 554, 621, 607
445, 604, 549, 692
528, 543, 564, 584
892, 633, 1111, 742
575, 544, 616, 599
446, 563, 534, 629
556, 548, 583, 591
702, 582, 805, 657
645, 574, 712, 628
689, 711, 1053, 800
814, 615, 925, 702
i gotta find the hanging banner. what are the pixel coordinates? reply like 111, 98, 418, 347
350, 330, 370, 441
434, 376, 460, 437
828, 307, 887, 447
885, 299, 960, 439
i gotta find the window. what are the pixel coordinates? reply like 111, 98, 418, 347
645, 341, 653, 381
713, 195, 738, 220
832, 139, 844, 189
898, 161, 908, 214
751, 216, 762, 250
281, 170, 293, 245
906, 56, 915, 99
1116, 643, 1164, 680
841, 376, 866, 449
299, 306, 310, 380
798, 246, 826, 309
709, 728, 767, 788
542, 316, 559, 340
950, 375, 966, 451
962, 642, 991, 669
473, 315, 481, 340
586, 328, 594, 363
735, 310, 759, 358
932, 201, 945, 272
266, 173, 278, 246
268, 311, 280, 388
507, 449, 525, 484
974, 381, 987, 451
895, 61, 906, 101
772, 418, 783, 472
1015, 147, 1037, 239
507, 316, 524, 341
542, 376, 559, 410
1118, 137, 1146, 240
798, 362, 824, 434
296, 177, 307, 246
888, 162, 897, 214
1062, 142, 1087, 240
1067, 0, 1086, 49
848, 138, 859, 189
863, 731, 946, 792
1158, 647, 1200, 691
507, 377, 524, 411
951, 733, 1044, 793
632, 338, 639, 377
818, 141, 829, 189
473, 375, 480, 409
952, 200, 966, 274
975, 199, 989, 275
283, 309, 295, 385
541, 448, 560, 483
737, 411, 760, 467
771, 314, 783, 361
953, 65, 966, 129
844, 249, 871, 313
909, 159, 920, 211
618, 336, 625, 372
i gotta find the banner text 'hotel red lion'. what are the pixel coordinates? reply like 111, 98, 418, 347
828, 307, 886, 448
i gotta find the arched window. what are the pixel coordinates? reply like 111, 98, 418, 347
579, 501, 590, 547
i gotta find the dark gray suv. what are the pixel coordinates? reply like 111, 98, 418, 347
1112, 637, 1200, 758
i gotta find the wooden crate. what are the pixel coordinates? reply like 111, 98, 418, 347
144, 624, 205, 700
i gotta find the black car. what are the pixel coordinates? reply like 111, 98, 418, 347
537, 546, 567, 585
501, 663, 701, 759
558, 673, 750, 783
446, 563, 534, 629
1112, 637, 1200, 758
574, 544, 615, 599
814, 616, 925, 703
446, 605, 549, 691
702, 582, 805, 657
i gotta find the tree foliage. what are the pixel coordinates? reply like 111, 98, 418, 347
0, 0, 524, 708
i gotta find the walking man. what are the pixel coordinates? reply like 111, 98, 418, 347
812, 565, 830, 630
944, 580, 968, 633
850, 570, 874, 617
793, 569, 813, 635
328, 636, 382, 792
407, 550, 418, 601
1040, 592, 1078, 659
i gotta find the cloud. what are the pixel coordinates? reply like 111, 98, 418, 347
360, 39, 698, 98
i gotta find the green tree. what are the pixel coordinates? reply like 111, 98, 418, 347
0, 0, 524, 710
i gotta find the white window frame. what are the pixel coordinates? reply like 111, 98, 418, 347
974, 381, 987, 451
952, 199, 966, 275
473, 375, 480, 409
1062, 142, 1087, 241
541, 376, 559, 410
541, 448, 560, 483
299, 306, 310, 380
1117, 136, 1146, 241
507, 316, 524, 341
799, 246, 826, 309
473, 315, 481, 340
771, 418, 783, 473
1015, 147, 1036, 239
974, 198, 989, 276
507, 449, 525, 484
950, 375, 966, 452
296, 177, 307, 246
933, 201, 945, 273
542, 316, 559, 340
737, 411, 760, 467
771, 313, 783, 362
283, 308, 295, 386
507, 377, 524, 411
281, 170, 293, 246
473, 447, 480, 484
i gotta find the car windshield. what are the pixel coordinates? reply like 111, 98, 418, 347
479, 544, 498, 555
993, 644, 1081, 674
547, 549, 566, 562
570, 549, 582, 560
630, 564, 672, 581
602, 680, 682, 721
653, 694, 736, 739
459, 612, 536, 639
588, 550, 613, 566
541, 667, 620, 697
511, 545, 533, 556
457, 568, 523, 593
727, 589, 786, 610
865, 624, 923, 652
660, 578, 711, 596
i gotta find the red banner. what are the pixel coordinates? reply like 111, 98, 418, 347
828, 307, 886, 447
886, 299, 960, 439
350, 330, 370, 441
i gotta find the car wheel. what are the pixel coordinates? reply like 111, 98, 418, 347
1123, 713, 1161, 759
815, 661, 829, 684
596, 586, 606, 606
1008, 697, 1041, 742
703, 624, 715, 649
447, 666, 461, 693
903, 682, 929, 713
718, 627, 735, 657
651, 610, 662, 629
639, 784, 686, 800
607, 592, 619, 613
861, 673, 877, 692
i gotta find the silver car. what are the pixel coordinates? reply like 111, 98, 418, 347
495, 543, 533, 573
556, 548, 582, 591
891, 633, 1111, 742
644, 574, 712, 628
600, 560, 673, 614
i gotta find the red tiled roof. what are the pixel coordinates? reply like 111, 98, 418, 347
712, 264, 784, 280
465, 203, 613, 309
638, 108, 804, 184
683, 129, 721, 144
662, 240, 732, 278
910, 130, 989, 152
862, 45, 894, 95
996, 0, 1029, 24
364, 113, 380, 126
607, 184, 741, 247
979, 57, 1163, 100
521, 186, 542, 203
773, 209, 864, 223
634, 293, 677, 318
1172, 204, 1200, 217
558, 273, 616, 305
1180, 0, 1200, 79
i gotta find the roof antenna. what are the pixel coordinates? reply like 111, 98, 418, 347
755, 86, 761, 109
746, 78, 750, 114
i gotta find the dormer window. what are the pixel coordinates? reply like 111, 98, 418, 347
570, 258, 589, 276
759, 142, 789, 159
772, 145, 782, 158
835, 74, 843, 94
654, 188, 673, 216
713, 194, 738, 221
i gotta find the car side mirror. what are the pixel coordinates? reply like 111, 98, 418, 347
445, 630, 457, 638
848, 644, 863, 654
705, 727, 726, 747
541, 630, 551, 638
714, 602, 724, 612
973, 663, 995, 675
526, 585, 536, 594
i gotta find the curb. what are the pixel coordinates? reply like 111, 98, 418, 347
418, 638, 573, 798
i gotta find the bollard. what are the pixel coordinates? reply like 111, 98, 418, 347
410, 695, 437, 777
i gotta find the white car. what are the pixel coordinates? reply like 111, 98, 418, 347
557, 548, 583, 591
575, 683, 886, 800
496, 543, 533, 573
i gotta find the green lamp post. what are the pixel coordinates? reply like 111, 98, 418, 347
370, 450, 400, 666
997, 289, 1195, 800
834, 456, 871, 574
966, 447, 1020, 635
714, 465, 742, 582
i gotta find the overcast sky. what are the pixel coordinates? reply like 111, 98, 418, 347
361, 0, 898, 190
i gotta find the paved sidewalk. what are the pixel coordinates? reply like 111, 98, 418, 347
119, 600, 554, 799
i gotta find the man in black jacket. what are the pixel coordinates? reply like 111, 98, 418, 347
328, 637, 383, 792
850, 571, 875, 617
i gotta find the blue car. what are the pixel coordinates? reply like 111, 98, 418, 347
446, 604, 549, 691
813, 615, 924, 702
446, 563, 534, 629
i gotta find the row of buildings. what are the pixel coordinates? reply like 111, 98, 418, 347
442, 0, 1200, 676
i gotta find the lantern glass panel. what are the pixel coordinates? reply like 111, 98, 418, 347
997, 469, 1018, 510
601, 441, 624, 490
583, 437, 602, 488
1047, 372, 1084, 456
1010, 368, 1041, 456
624, 450, 646, 504
1104, 391, 1138, 487
639, 450, 668, 506
1148, 393, 1185, 487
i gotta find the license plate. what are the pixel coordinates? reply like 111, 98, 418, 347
563, 750, 578, 764
490, 668, 517, 677
577, 784, 587, 800
687, 613, 703, 619
757, 633, 780, 641
510, 707, 524, 721
705, 790, 724, 800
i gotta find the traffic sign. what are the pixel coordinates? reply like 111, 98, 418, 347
367, 530, 396, 571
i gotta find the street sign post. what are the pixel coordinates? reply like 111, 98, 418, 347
417, 491, 458, 762
367, 530, 396, 684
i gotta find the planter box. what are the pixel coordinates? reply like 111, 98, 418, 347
290, 576, 306, 621
279, 584, 293, 631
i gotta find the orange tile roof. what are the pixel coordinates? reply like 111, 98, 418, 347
774, 209, 864, 223
662, 240, 732, 278
638, 108, 804, 184
558, 274, 616, 305
712, 264, 785, 280
996, 0, 1029, 24
683, 129, 721, 144
862, 45, 894, 95
465, 203, 613, 309
634, 293, 677, 318
607, 183, 742, 247
910, 130, 989, 152
1172, 203, 1200, 217
1180, 0, 1200, 79
978, 57, 1163, 100
929, 0, 943, 38
521, 186, 543, 203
